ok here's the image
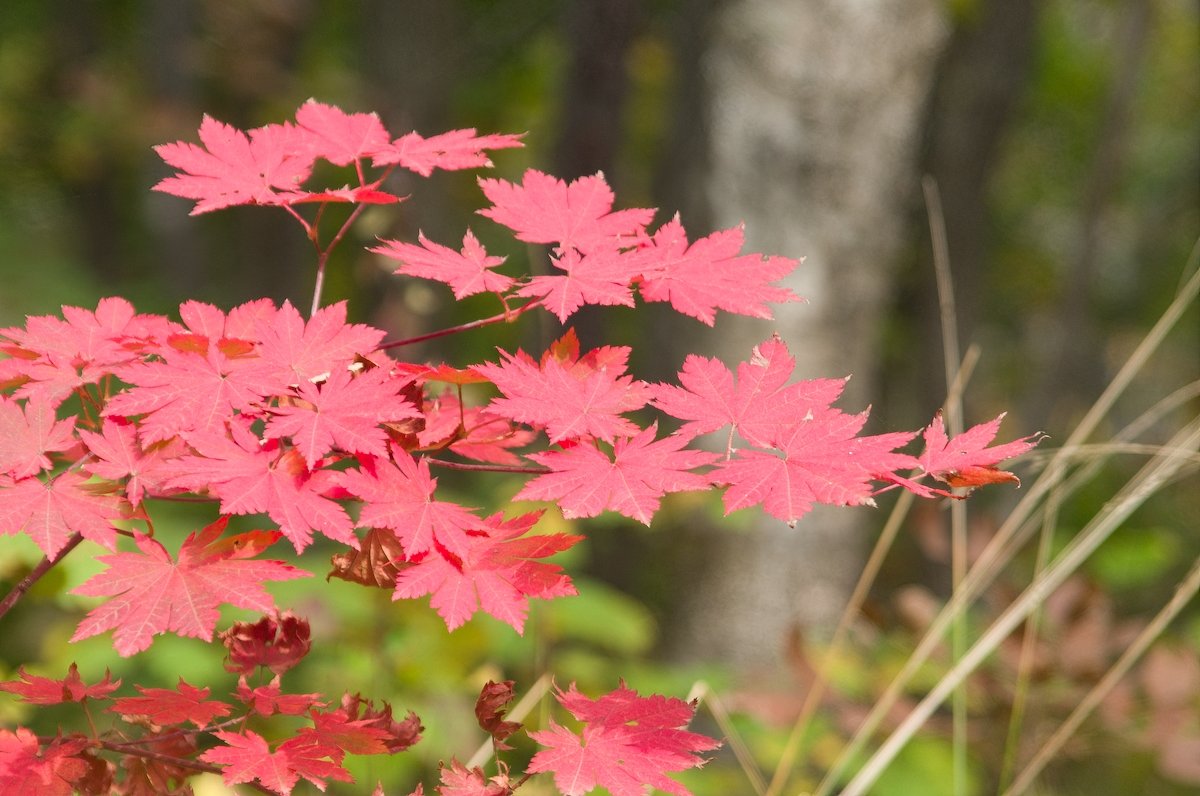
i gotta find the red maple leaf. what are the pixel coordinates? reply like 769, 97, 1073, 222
69, 517, 307, 656
630, 215, 800, 325
0, 728, 96, 796
650, 334, 848, 448
0, 470, 124, 557
474, 347, 650, 444
263, 365, 417, 468
0, 664, 119, 704
242, 301, 386, 395
374, 230, 515, 299
153, 117, 316, 214
392, 511, 581, 632
714, 408, 917, 526
527, 683, 719, 796
80, 417, 187, 505
336, 450, 479, 559
109, 680, 231, 728
418, 391, 534, 466
200, 729, 352, 794
518, 425, 719, 525
236, 677, 324, 717
169, 420, 355, 552
373, 129, 524, 176
336, 693, 423, 754
478, 170, 653, 252
294, 99, 392, 166
918, 412, 1043, 488
0, 396, 77, 478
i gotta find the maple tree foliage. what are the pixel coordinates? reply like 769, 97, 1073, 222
0, 100, 1041, 794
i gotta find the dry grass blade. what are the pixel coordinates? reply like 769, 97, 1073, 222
688, 681, 768, 795
1002, 555, 1200, 795
764, 347, 980, 796
812, 240, 1200, 796
840, 417, 1200, 796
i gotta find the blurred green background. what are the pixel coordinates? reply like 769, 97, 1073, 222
1, 0, 1198, 794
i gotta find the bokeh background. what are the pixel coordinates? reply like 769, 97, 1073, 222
1, 1, 1198, 794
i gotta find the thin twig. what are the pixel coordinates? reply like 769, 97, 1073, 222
425, 458, 549, 475
0, 533, 85, 622
378, 298, 543, 350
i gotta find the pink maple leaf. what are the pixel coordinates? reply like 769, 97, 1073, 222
0, 297, 170, 406
153, 117, 316, 214
264, 366, 417, 468
516, 248, 643, 322
294, 99, 392, 166
630, 215, 799, 325
918, 412, 1043, 488
103, 334, 263, 444
650, 334, 848, 448
518, 425, 719, 525
392, 511, 581, 632
0, 664, 119, 705
169, 421, 355, 552
243, 301, 386, 395
373, 129, 524, 176
374, 230, 515, 299
201, 729, 352, 794
109, 680, 231, 728
478, 170, 653, 252
715, 408, 917, 526
474, 347, 650, 444
177, 298, 276, 341
69, 517, 307, 656
336, 450, 478, 559
0, 396, 77, 478
0, 471, 123, 557
527, 682, 719, 796
436, 760, 513, 796
80, 417, 186, 504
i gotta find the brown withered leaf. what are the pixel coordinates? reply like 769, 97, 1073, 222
475, 680, 521, 748
328, 527, 409, 588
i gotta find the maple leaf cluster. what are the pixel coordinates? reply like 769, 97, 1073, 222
0, 100, 1042, 795
0, 616, 422, 795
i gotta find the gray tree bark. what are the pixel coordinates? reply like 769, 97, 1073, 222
664, 0, 948, 672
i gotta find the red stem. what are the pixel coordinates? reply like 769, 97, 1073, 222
379, 297, 543, 350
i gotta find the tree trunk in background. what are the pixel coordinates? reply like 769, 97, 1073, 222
663, 0, 947, 672
910, 0, 1040, 420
